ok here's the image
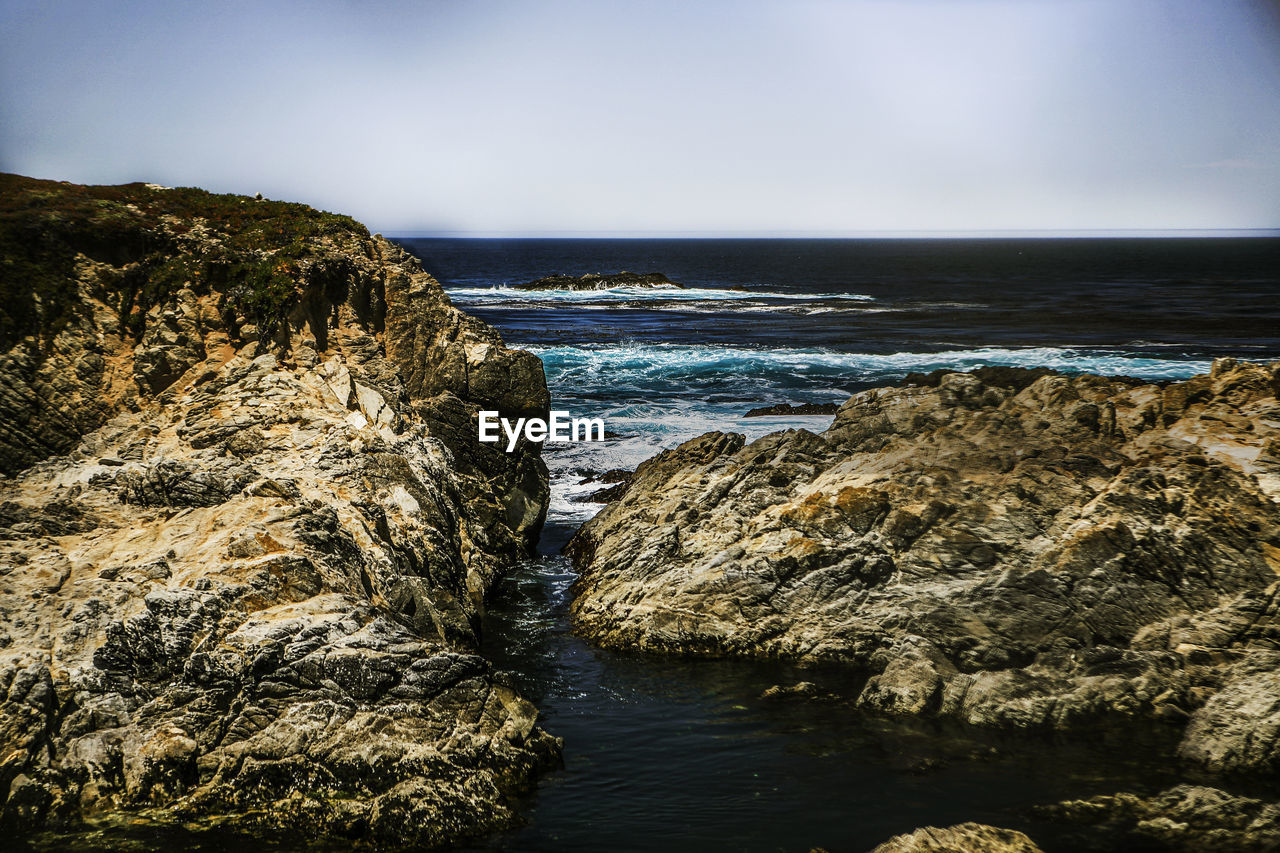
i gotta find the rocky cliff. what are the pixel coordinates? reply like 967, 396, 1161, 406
0, 174, 557, 847
569, 361, 1280, 771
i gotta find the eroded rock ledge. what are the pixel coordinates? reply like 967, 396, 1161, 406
569, 361, 1280, 771
0, 175, 556, 847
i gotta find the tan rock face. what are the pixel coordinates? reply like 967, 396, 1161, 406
869, 821, 1045, 853
0, 177, 556, 847
569, 361, 1280, 771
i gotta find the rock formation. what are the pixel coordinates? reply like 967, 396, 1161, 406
1040, 784, 1280, 852
569, 361, 1280, 773
868, 822, 1044, 853
744, 402, 841, 417
513, 271, 681, 290
575, 468, 634, 504
0, 174, 557, 847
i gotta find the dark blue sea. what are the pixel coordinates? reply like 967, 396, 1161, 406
393, 237, 1280, 853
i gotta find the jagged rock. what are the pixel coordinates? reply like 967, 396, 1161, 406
514, 271, 682, 290
384, 265, 549, 420
869, 822, 1044, 852
569, 360, 1280, 771
0, 175, 556, 848
574, 468, 635, 504
133, 288, 207, 395
114, 458, 259, 507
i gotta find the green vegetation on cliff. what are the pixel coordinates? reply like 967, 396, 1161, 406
0, 173, 369, 348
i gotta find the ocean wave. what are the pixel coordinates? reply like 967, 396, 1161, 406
527, 343, 1212, 386
533, 344, 1214, 523
541, 404, 831, 523
649, 303, 860, 316
447, 286, 993, 317
526, 343, 1216, 523
445, 285, 875, 303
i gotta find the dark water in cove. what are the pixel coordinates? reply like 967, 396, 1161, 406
391, 237, 1280, 852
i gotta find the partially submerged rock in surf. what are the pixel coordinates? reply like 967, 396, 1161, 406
573, 469, 635, 504
577, 468, 633, 486
744, 402, 840, 417
513, 271, 683, 290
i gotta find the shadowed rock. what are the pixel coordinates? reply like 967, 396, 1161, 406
1039, 784, 1280, 852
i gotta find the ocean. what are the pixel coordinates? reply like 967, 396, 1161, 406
397, 237, 1280, 852
402, 237, 1280, 522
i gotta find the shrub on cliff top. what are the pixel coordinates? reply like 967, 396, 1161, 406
0, 173, 369, 349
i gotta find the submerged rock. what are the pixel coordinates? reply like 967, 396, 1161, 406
568, 359, 1280, 774
513, 271, 682, 290
0, 175, 556, 847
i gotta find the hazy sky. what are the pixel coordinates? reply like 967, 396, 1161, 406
3, 0, 1279, 234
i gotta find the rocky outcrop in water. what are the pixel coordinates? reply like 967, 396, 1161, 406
0, 175, 556, 847
869, 822, 1044, 853
513, 271, 681, 290
1040, 784, 1280, 852
574, 468, 634, 505
568, 361, 1280, 777
744, 402, 840, 417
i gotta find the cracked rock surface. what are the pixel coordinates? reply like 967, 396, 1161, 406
0, 175, 556, 847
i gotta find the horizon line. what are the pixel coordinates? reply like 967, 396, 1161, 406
383, 228, 1280, 239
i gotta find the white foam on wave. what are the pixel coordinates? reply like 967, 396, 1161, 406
530, 342, 1214, 523
445, 285, 875, 304
528, 343, 1212, 383
542, 402, 835, 523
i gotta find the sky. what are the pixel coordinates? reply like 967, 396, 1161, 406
2, 0, 1279, 235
